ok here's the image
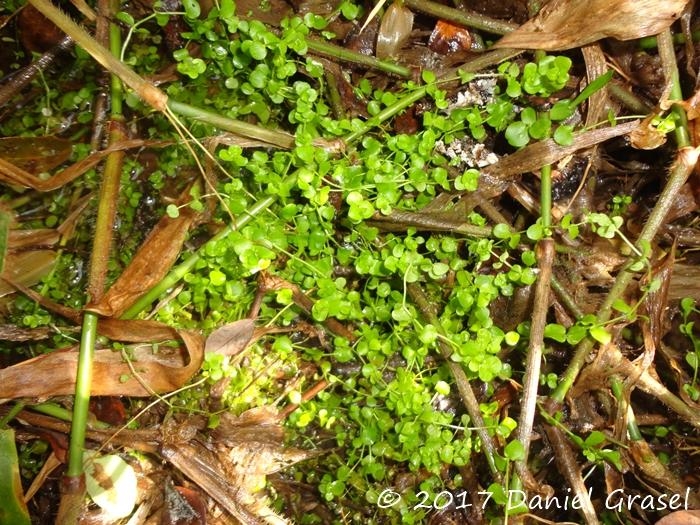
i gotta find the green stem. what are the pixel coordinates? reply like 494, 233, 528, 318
66, 0, 122, 481
343, 85, 428, 143
0, 402, 25, 428
551, 29, 694, 404
610, 377, 642, 441
28, 0, 167, 110
66, 312, 97, 477
306, 38, 412, 78
28, 0, 296, 149
403, 0, 517, 35
657, 29, 691, 148
122, 196, 276, 319
166, 99, 295, 148
552, 148, 698, 403
638, 30, 700, 50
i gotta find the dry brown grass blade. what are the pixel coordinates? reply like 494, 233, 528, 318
492, 0, 689, 51
87, 187, 200, 317
0, 328, 203, 398
0, 139, 166, 191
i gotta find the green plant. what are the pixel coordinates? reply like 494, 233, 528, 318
679, 297, 700, 400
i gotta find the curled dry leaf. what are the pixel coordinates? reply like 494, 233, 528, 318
87, 185, 200, 317
0, 136, 71, 173
0, 326, 203, 398
492, 0, 690, 51
162, 407, 316, 525
0, 250, 57, 298
0, 139, 165, 191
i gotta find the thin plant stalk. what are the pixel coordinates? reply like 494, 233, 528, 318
514, 238, 553, 486
403, 0, 517, 35
306, 38, 411, 78
65, 0, 124, 484
66, 313, 98, 478
28, 0, 296, 148
343, 86, 428, 143
513, 160, 554, 490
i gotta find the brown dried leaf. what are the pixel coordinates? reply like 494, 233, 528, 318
0, 324, 52, 341
87, 190, 199, 318
480, 120, 639, 184
205, 319, 255, 356
630, 114, 669, 149
655, 511, 700, 525
162, 407, 314, 525
0, 139, 167, 191
492, 0, 689, 51
0, 328, 203, 398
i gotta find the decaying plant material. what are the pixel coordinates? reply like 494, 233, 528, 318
494, 0, 691, 50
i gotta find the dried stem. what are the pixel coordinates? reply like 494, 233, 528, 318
515, 239, 554, 488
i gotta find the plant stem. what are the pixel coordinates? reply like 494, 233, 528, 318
403, 0, 517, 35
657, 29, 691, 148
29, 0, 296, 148
66, 313, 97, 477
66, 0, 123, 484
551, 29, 695, 404
122, 196, 276, 318
29, 0, 167, 110
514, 238, 553, 486
344, 85, 428, 143
166, 99, 295, 148
0, 402, 25, 428
306, 38, 412, 78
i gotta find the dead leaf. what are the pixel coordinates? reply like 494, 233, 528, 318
480, 120, 640, 184
205, 319, 256, 356
655, 510, 700, 525
630, 114, 669, 150
0, 139, 167, 191
0, 328, 203, 398
492, 0, 690, 51
162, 407, 315, 525
87, 188, 199, 318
